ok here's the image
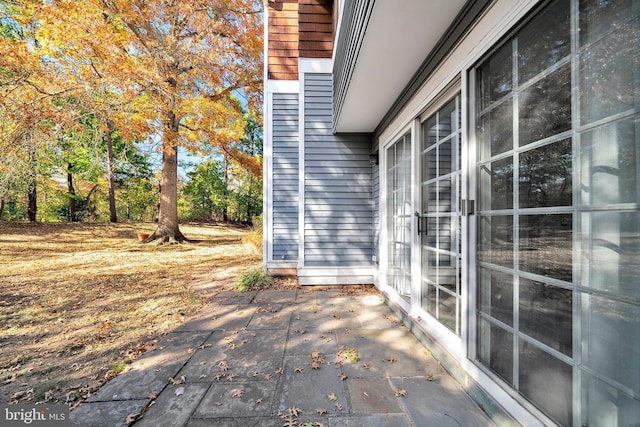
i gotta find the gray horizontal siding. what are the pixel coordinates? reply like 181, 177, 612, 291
272, 93, 299, 262
303, 73, 373, 268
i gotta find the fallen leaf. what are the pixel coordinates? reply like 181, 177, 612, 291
125, 413, 139, 423
231, 388, 244, 398
383, 314, 398, 323
327, 392, 337, 401
294, 366, 304, 373
335, 402, 343, 411
339, 373, 347, 380
147, 392, 157, 399
256, 398, 263, 404
175, 387, 185, 396
169, 375, 186, 384
316, 408, 328, 415
362, 363, 371, 370
383, 357, 398, 364
427, 373, 434, 381
395, 388, 407, 397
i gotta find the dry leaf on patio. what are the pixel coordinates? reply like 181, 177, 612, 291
175, 387, 185, 396
231, 388, 244, 398
327, 392, 337, 401
316, 408, 327, 415
125, 413, 140, 423
169, 375, 186, 384
395, 388, 407, 397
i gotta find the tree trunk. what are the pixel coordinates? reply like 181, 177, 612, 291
145, 110, 186, 243
246, 172, 253, 223
222, 153, 229, 222
27, 186, 37, 222
105, 120, 118, 223
27, 142, 37, 222
0, 197, 5, 221
67, 164, 76, 222
85, 184, 99, 219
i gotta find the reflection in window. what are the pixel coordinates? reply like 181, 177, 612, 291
519, 139, 572, 208
478, 268, 513, 326
519, 214, 572, 282
519, 340, 573, 427
518, 65, 571, 146
477, 215, 513, 268
519, 279, 572, 356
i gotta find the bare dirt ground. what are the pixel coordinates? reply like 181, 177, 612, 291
0, 222, 285, 408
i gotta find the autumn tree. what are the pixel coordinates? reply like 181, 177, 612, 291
3, 1, 262, 233
94, 0, 263, 242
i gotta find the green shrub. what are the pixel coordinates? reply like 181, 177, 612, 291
236, 270, 273, 292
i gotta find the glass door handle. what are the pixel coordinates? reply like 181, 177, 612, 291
415, 211, 427, 236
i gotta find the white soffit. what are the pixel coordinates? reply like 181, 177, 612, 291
335, 0, 466, 133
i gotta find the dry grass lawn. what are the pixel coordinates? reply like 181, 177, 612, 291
0, 221, 269, 408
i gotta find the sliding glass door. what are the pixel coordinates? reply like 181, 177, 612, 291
419, 96, 462, 336
474, 0, 639, 425
386, 132, 412, 300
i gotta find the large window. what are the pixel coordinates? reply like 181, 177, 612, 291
475, 0, 639, 425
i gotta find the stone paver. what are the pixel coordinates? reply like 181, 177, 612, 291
70, 287, 499, 427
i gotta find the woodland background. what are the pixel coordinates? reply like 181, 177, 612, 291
0, 0, 264, 227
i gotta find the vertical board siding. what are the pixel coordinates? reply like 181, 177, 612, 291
303, 73, 373, 267
272, 93, 300, 261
